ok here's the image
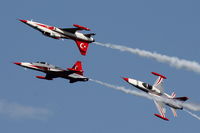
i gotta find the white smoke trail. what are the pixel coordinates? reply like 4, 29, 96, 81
94, 42, 200, 74
0, 99, 52, 120
90, 79, 200, 112
91, 79, 200, 120
90, 79, 152, 99
184, 109, 200, 120
182, 102, 200, 111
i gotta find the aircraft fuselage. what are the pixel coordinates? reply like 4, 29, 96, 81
123, 78, 184, 110
20, 20, 95, 42
14, 62, 88, 82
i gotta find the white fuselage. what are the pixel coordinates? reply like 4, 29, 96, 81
23, 20, 94, 42
126, 78, 183, 110
15, 62, 88, 81
127, 78, 162, 95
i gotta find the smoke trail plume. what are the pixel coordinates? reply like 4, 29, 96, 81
90, 79, 152, 99
182, 102, 200, 111
184, 109, 200, 120
0, 99, 52, 120
90, 79, 200, 112
94, 42, 200, 74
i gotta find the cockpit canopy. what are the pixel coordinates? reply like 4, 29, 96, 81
142, 83, 153, 90
35, 61, 62, 69
36, 61, 49, 65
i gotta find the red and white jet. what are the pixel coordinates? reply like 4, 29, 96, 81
122, 72, 188, 121
14, 61, 88, 83
19, 19, 95, 55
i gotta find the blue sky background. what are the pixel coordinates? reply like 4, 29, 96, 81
1, 0, 200, 132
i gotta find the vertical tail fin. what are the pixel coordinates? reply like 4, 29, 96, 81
173, 97, 189, 101
75, 40, 89, 56
171, 92, 176, 98
67, 61, 84, 75
170, 92, 189, 101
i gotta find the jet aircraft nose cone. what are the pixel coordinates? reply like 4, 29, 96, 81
13, 62, 21, 65
122, 77, 129, 82
19, 19, 27, 23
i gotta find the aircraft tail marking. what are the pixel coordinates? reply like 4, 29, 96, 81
67, 61, 84, 75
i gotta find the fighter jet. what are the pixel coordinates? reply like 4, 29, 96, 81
122, 72, 188, 121
14, 61, 88, 83
19, 19, 95, 55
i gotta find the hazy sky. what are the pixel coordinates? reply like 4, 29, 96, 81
1, 0, 200, 132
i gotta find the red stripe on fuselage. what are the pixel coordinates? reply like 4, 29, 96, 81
31, 65, 48, 71
37, 23, 55, 30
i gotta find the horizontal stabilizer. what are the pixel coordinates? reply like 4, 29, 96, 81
154, 114, 169, 121
174, 97, 189, 101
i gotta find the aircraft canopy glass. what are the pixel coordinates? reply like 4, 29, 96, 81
142, 83, 153, 90
36, 61, 49, 65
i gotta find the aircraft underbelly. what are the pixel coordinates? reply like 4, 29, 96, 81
68, 73, 84, 79
165, 103, 183, 110
149, 90, 162, 96
59, 31, 77, 40
135, 86, 149, 93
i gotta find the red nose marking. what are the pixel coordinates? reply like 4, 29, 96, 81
122, 77, 129, 82
19, 19, 27, 23
13, 62, 21, 65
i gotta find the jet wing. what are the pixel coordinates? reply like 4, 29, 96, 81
170, 107, 177, 117
60, 28, 79, 34
68, 73, 88, 83
52, 70, 78, 75
45, 73, 59, 79
152, 72, 167, 93
75, 40, 89, 56
153, 100, 169, 121
46, 68, 83, 76
69, 79, 78, 83
60, 24, 90, 33
36, 73, 58, 80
